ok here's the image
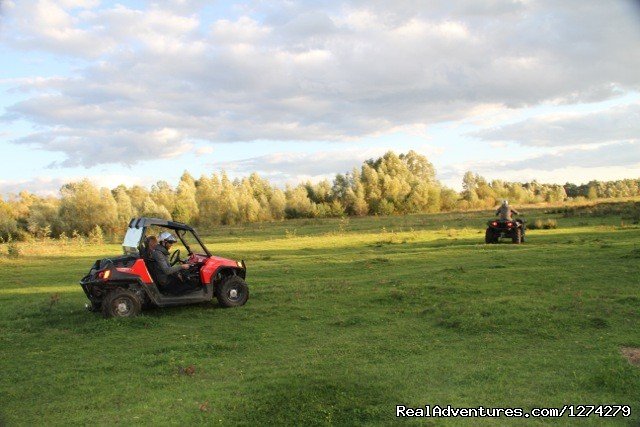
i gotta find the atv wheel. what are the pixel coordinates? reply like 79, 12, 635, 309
485, 228, 497, 244
512, 228, 522, 244
216, 276, 249, 308
102, 288, 142, 318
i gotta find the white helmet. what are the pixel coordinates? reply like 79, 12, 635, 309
158, 231, 178, 243
502, 200, 509, 206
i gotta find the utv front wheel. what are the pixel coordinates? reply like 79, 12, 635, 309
102, 288, 142, 318
216, 276, 249, 308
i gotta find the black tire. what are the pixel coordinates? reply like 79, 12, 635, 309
512, 228, 522, 244
102, 288, 142, 318
216, 276, 249, 308
484, 228, 498, 244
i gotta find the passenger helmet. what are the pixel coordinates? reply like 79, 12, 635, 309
158, 231, 178, 243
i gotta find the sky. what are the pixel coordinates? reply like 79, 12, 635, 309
0, 0, 639, 196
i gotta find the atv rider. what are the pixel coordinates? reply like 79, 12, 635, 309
496, 200, 520, 220
152, 231, 191, 294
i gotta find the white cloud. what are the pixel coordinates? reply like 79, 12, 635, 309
13, 127, 192, 167
441, 140, 640, 188
195, 146, 214, 155
0, 174, 154, 197
471, 103, 640, 147
1, 0, 640, 167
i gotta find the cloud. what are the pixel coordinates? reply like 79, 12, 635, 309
440, 140, 640, 188
506, 141, 640, 171
0, 174, 154, 197
2, 0, 640, 166
13, 127, 192, 168
195, 146, 214, 155
471, 103, 640, 146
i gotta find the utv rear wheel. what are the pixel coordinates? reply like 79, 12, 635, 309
216, 276, 249, 308
512, 228, 522, 244
102, 288, 142, 318
485, 229, 493, 244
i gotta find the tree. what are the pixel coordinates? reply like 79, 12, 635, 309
399, 150, 436, 183
113, 186, 135, 228
127, 186, 150, 214
141, 197, 171, 219
285, 185, 314, 218
440, 187, 459, 211
59, 180, 118, 235
461, 171, 479, 204
218, 172, 240, 224
173, 174, 199, 223
0, 200, 17, 240
151, 181, 176, 214
270, 189, 286, 220
27, 198, 64, 238
195, 175, 220, 227
361, 164, 382, 209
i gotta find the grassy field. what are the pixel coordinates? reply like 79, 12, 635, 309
0, 203, 639, 425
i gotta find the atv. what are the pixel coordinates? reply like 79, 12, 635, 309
80, 217, 249, 318
485, 218, 526, 244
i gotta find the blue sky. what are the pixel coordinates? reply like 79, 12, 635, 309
1, 0, 639, 196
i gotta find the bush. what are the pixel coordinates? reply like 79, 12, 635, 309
88, 225, 104, 244
7, 242, 21, 257
529, 219, 558, 230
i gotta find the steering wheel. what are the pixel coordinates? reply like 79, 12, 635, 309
169, 249, 181, 266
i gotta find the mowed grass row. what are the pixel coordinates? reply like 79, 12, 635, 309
0, 209, 639, 426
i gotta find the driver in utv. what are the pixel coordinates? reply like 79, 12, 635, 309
152, 231, 191, 295
496, 200, 519, 220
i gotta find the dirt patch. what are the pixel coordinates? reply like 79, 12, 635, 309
621, 347, 640, 367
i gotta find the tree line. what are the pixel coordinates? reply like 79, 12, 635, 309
1, 150, 639, 240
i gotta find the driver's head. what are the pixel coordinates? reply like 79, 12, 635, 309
146, 235, 158, 251
158, 231, 178, 249
502, 200, 509, 207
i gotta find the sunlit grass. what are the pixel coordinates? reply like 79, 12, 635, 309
0, 206, 639, 425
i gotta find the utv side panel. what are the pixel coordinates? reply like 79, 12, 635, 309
115, 259, 153, 284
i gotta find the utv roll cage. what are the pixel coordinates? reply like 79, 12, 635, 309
127, 217, 212, 257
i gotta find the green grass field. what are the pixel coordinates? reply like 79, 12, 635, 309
1, 205, 639, 425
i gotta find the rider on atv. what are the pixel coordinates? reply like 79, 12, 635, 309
152, 231, 191, 294
496, 200, 519, 220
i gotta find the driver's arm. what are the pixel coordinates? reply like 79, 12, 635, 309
152, 250, 184, 275
512, 208, 520, 215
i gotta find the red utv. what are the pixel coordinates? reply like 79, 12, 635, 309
80, 217, 249, 318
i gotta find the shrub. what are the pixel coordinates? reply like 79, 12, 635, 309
528, 219, 558, 230
88, 225, 104, 244
72, 229, 86, 245
530, 219, 544, 229
7, 241, 21, 257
